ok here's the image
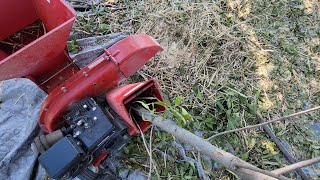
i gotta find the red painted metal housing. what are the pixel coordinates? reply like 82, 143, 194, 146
92, 153, 108, 167
106, 79, 165, 135
39, 34, 163, 132
0, 0, 78, 93
0, 0, 164, 136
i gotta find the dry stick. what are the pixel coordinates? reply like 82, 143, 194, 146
207, 106, 320, 141
132, 105, 290, 180
148, 126, 154, 180
71, 4, 92, 10
132, 112, 161, 180
233, 162, 289, 180
172, 141, 208, 180
138, 127, 160, 180
272, 157, 320, 175
197, 152, 209, 180
256, 112, 310, 180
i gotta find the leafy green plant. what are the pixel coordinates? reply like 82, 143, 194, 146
261, 140, 279, 156
67, 39, 82, 53
282, 43, 299, 56
99, 23, 110, 32
135, 96, 193, 127
215, 87, 260, 131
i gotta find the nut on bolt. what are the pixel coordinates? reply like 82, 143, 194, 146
76, 120, 83, 126
83, 71, 88, 77
73, 131, 81, 138
61, 87, 67, 93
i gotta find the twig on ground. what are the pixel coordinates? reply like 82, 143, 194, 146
131, 105, 289, 180
73, 29, 91, 35
272, 157, 320, 175
256, 112, 310, 180
110, 7, 127, 13
172, 141, 208, 180
133, 117, 160, 179
148, 126, 154, 180
233, 162, 290, 180
71, 5, 92, 10
207, 106, 320, 141
154, 148, 173, 162
197, 152, 209, 180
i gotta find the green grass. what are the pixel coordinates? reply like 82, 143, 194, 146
73, 0, 320, 179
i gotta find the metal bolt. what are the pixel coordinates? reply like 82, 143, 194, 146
92, 107, 97, 111
76, 120, 83, 126
88, 165, 99, 173
93, 116, 97, 121
83, 104, 88, 109
84, 123, 89, 128
104, 54, 110, 61
83, 72, 88, 77
61, 87, 67, 93
73, 131, 81, 138
77, 141, 81, 146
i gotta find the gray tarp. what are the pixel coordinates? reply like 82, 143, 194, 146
0, 78, 46, 180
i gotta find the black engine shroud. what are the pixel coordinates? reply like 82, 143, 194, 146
37, 98, 130, 179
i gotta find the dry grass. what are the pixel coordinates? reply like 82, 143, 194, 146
121, 1, 251, 112
74, 0, 320, 179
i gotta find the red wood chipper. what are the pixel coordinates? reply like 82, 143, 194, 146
0, 0, 164, 179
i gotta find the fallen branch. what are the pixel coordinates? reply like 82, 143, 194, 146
234, 162, 289, 180
256, 112, 310, 180
207, 106, 320, 141
172, 141, 209, 180
272, 157, 320, 175
131, 105, 290, 180
71, 4, 91, 10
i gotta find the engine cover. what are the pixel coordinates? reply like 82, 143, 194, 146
65, 98, 116, 153
36, 98, 130, 179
